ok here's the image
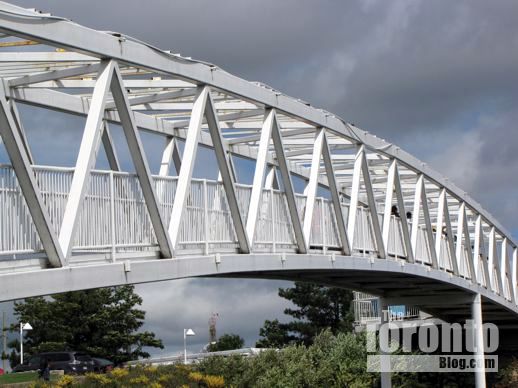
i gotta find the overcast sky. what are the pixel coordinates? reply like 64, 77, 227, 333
1, 0, 517, 358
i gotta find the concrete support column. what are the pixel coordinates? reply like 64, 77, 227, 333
378, 298, 392, 388
472, 293, 486, 388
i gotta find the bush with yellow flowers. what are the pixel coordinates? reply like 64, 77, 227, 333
84, 372, 113, 386
188, 371, 204, 383
55, 374, 75, 387
109, 368, 128, 379
203, 374, 225, 388
128, 374, 150, 385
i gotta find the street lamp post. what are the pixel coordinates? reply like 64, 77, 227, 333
19, 322, 32, 365
183, 328, 195, 365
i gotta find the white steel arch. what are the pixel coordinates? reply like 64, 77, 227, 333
0, 2, 516, 339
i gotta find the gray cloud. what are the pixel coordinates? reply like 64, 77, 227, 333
430, 108, 518, 232
137, 278, 293, 355
8, 1, 517, 140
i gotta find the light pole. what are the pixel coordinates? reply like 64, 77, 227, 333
183, 328, 195, 364
19, 322, 32, 365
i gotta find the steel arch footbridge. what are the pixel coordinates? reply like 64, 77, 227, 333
0, 0, 516, 348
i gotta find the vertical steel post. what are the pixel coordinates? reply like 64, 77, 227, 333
19, 323, 23, 365
109, 171, 116, 262
271, 188, 276, 253
513, 247, 518, 305
320, 198, 326, 254
183, 329, 187, 365
203, 179, 209, 255
2, 311, 6, 372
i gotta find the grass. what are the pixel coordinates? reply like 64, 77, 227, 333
0, 371, 59, 385
0, 371, 39, 384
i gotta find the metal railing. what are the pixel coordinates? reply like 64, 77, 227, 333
0, 165, 375, 259
353, 292, 421, 325
0, 163, 494, 299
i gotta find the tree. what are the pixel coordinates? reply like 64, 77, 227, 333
208, 333, 244, 352
9, 285, 162, 366
257, 282, 354, 347
200, 331, 381, 388
255, 319, 294, 348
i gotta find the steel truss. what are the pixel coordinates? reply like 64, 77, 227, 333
0, 2, 515, 323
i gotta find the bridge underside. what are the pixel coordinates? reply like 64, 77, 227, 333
1, 253, 516, 328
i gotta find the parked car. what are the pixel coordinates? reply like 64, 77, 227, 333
13, 352, 95, 374
92, 357, 114, 373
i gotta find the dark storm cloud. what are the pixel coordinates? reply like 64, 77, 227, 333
430, 108, 518, 231
8, 0, 518, 140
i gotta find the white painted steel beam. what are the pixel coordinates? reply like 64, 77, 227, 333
18, 79, 193, 89
435, 188, 447, 264
101, 122, 120, 171
58, 60, 115, 258
227, 127, 316, 145
0, 52, 95, 62
474, 215, 491, 288
461, 209, 475, 281
303, 129, 324, 244
172, 109, 264, 129
168, 87, 207, 251
488, 226, 503, 295
246, 110, 274, 246
264, 167, 279, 190
411, 175, 438, 269
322, 131, 350, 255
106, 101, 258, 112
110, 63, 173, 258
1, 253, 517, 320
456, 203, 476, 280
360, 150, 385, 259
441, 190, 459, 275
8, 63, 100, 87
105, 88, 198, 110
204, 88, 249, 253
347, 146, 363, 247
502, 239, 513, 302
393, 162, 414, 263
382, 160, 396, 250
159, 136, 181, 176
270, 111, 307, 253
0, 91, 65, 267
7, 98, 33, 164
513, 247, 517, 305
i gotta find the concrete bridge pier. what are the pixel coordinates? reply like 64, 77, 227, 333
472, 293, 486, 388
378, 297, 392, 388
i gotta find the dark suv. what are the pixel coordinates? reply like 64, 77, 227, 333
13, 352, 95, 374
